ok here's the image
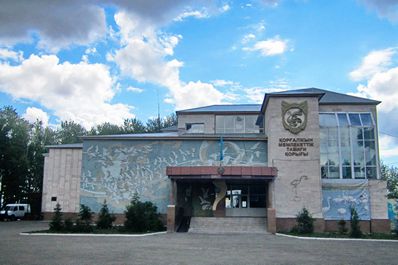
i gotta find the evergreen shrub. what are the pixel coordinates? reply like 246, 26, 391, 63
49, 203, 63, 232
349, 207, 362, 238
294, 207, 314, 234
124, 194, 164, 233
96, 200, 116, 229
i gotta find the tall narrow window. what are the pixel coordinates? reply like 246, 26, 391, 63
319, 112, 378, 179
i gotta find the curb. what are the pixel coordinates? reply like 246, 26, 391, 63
276, 233, 398, 243
20, 231, 167, 237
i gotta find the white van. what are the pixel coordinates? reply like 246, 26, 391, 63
0, 204, 31, 220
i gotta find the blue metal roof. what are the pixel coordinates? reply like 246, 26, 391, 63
176, 104, 261, 114
269, 88, 380, 105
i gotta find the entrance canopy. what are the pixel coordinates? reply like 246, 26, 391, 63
166, 166, 277, 180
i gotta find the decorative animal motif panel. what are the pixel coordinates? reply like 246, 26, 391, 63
322, 179, 370, 220
81, 139, 267, 214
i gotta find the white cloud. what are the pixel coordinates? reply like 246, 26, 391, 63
243, 87, 286, 103
349, 48, 396, 81
350, 47, 398, 161
243, 36, 289, 56
174, 10, 208, 21
352, 67, 398, 113
0, 54, 134, 129
0, 1, 107, 51
359, 0, 398, 22
126, 86, 144, 93
23, 107, 49, 127
171, 81, 224, 110
220, 4, 231, 12
211, 79, 239, 87
0, 48, 23, 62
112, 11, 230, 110
241, 33, 256, 44
379, 134, 398, 159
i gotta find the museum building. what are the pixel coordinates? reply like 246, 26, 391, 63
41, 88, 390, 233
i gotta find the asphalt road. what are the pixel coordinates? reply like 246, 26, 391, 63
0, 221, 397, 265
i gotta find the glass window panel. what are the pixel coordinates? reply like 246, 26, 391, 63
232, 195, 240, 208
341, 147, 351, 166
329, 166, 340, 179
249, 184, 265, 194
349, 113, 362, 126
360, 113, 373, 127
231, 185, 248, 194
351, 128, 363, 141
365, 141, 376, 166
225, 195, 231, 208
320, 153, 328, 166
224, 116, 235, 132
186, 123, 204, 133
327, 153, 339, 167
354, 167, 365, 179
353, 142, 365, 166
339, 128, 351, 147
235, 116, 245, 133
342, 166, 352, 179
245, 115, 259, 133
321, 166, 327, 178
338, 113, 349, 127
320, 113, 337, 127
241, 196, 248, 208
249, 195, 266, 208
328, 127, 339, 140
216, 116, 224, 133
366, 167, 377, 179
351, 128, 363, 142
364, 128, 375, 140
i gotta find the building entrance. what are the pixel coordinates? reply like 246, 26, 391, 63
225, 181, 267, 217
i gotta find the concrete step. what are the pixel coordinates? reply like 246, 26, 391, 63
188, 217, 268, 234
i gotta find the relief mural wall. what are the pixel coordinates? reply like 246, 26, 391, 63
81, 139, 267, 214
322, 179, 370, 220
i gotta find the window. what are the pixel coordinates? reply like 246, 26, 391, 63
186, 123, 204, 134
225, 183, 266, 208
319, 112, 378, 179
51, 196, 57, 202
19, 206, 24, 211
216, 115, 260, 134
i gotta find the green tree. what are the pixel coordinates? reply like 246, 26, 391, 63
124, 194, 163, 232
75, 204, 93, 232
146, 113, 177, 133
56, 121, 86, 144
0, 106, 30, 207
89, 122, 123, 135
349, 207, 362, 238
96, 200, 116, 229
123, 118, 146, 134
49, 203, 63, 231
381, 162, 398, 199
295, 207, 314, 234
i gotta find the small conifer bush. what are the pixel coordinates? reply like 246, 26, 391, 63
338, 219, 347, 234
96, 200, 116, 229
349, 207, 362, 238
75, 204, 93, 232
49, 203, 63, 232
124, 193, 163, 233
295, 207, 314, 234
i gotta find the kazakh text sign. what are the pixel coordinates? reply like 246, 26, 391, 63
278, 138, 314, 157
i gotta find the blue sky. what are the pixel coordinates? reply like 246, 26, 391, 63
1, 0, 398, 165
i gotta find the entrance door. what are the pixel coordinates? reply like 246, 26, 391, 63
225, 182, 267, 217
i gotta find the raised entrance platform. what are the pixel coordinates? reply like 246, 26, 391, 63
188, 217, 268, 234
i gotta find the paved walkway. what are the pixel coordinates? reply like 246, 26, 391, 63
1, 221, 397, 265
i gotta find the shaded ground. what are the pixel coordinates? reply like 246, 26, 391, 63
0, 221, 397, 265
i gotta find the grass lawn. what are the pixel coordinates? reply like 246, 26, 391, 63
28, 226, 166, 234
282, 231, 398, 240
